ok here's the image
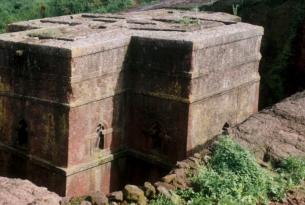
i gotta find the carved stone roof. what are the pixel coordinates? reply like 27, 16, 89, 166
0, 9, 262, 58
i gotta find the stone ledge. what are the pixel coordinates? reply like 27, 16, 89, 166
191, 78, 260, 104
0, 142, 173, 177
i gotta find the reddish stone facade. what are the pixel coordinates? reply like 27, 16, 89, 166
0, 9, 263, 196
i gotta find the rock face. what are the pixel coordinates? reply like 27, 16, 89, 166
0, 177, 61, 205
123, 185, 147, 205
229, 91, 305, 161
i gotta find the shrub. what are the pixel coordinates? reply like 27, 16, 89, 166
149, 137, 305, 205
190, 136, 288, 205
277, 157, 305, 185
149, 195, 174, 205
191, 137, 265, 203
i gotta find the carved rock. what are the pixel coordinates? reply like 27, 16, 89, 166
123, 185, 147, 205
143, 182, 156, 199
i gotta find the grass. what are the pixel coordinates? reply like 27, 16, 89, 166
150, 196, 175, 205
150, 136, 305, 205
0, 0, 157, 33
140, 0, 160, 6
277, 157, 305, 185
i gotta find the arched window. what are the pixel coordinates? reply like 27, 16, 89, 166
96, 124, 105, 150
17, 119, 28, 146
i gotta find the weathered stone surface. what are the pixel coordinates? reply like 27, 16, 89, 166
0, 9, 263, 196
0, 177, 61, 205
176, 161, 190, 169
171, 169, 186, 182
80, 201, 92, 205
123, 185, 147, 205
193, 153, 202, 159
154, 182, 176, 191
60, 197, 70, 205
143, 182, 156, 199
120, 201, 129, 205
91, 192, 109, 205
162, 174, 176, 184
107, 191, 123, 202
229, 91, 305, 161
170, 169, 188, 188
156, 185, 171, 198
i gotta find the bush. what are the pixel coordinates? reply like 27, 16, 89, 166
149, 195, 174, 205
191, 137, 273, 204
148, 137, 305, 205
179, 137, 303, 205
0, 0, 50, 32
277, 157, 305, 185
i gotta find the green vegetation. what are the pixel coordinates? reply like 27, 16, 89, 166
140, 0, 160, 6
150, 196, 175, 205
150, 137, 305, 205
68, 195, 93, 205
177, 17, 201, 26
189, 137, 284, 204
277, 157, 305, 185
0, 0, 157, 33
